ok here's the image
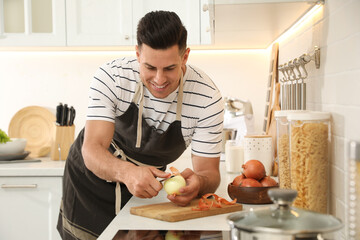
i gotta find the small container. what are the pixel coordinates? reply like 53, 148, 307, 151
275, 110, 307, 189
225, 140, 244, 173
244, 135, 273, 176
287, 111, 331, 213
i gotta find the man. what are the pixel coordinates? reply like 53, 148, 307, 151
57, 10, 224, 240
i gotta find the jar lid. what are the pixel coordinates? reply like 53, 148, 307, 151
287, 111, 330, 121
227, 189, 343, 236
274, 110, 308, 118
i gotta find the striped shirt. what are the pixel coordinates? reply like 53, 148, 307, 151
87, 57, 224, 157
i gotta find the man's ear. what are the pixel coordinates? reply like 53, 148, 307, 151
182, 48, 190, 65
135, 45, 141, 62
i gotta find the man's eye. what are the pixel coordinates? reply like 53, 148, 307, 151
146, 66, 155, 70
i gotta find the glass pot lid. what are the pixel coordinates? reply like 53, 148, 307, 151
227, 189, 343, 236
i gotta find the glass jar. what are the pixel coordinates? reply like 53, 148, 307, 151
287, 111, 331, 214
275, 110, 306, 189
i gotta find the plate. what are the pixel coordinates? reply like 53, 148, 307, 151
8, 106, 55, 158
0, 151, 31, 160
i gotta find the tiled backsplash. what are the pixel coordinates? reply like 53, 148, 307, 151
278, 0, 360, 238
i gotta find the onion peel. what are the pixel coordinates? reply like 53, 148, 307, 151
191, 193, 237, 211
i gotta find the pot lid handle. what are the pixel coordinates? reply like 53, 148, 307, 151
268, 189, 297, 206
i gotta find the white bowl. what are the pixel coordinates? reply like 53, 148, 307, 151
0, 138, 27, 155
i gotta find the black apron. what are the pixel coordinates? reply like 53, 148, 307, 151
57, 76, 186, 240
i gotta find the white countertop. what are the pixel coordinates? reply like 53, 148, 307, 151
99, 154, 271, 240
0, 157, 65, 176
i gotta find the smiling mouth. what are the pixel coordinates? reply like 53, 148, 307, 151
151, 82, 168, 90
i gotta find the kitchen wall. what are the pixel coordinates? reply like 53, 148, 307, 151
0, 50, 269, 137
277, 0, 359, 238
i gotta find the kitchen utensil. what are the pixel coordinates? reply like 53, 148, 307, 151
227, 189, 343, 240
223, 97, 254, 146
8, 106, 55, 158
221, 128, 237, 153
267, 83, 281, 159
0, 138, 27, 154
56, 103, 63, 125
0, 151, 30, 160
263, 43, 279, 134
69, 106, 76, 126
130, 198, 243, 222
159, 175, 175, 183
227, 184, 278, 204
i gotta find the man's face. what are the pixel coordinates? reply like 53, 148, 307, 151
136, 44, 190, 99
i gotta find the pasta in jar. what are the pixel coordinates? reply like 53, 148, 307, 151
288, 112, 330, 214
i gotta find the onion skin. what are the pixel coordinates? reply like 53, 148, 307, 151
242, 160, 266, 180
260, 176, 278, 187
232, 174, 246, 186
239, 178, 262, 187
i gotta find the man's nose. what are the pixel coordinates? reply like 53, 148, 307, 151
154, 70, 166, 85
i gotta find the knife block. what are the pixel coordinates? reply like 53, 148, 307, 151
51, 125, 75, 160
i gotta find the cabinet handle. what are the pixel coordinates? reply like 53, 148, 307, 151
1, 184, 38, 189
124, 35, 130, 40
202, 4, 209, 12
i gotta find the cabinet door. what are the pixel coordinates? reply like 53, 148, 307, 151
0, 0, 66, 46
66, 0, 133, 46
0, 176, 62, 240
132, 0, 201, 45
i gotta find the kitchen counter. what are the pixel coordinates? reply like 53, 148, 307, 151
0, 157, 65, 176
99, 155, 272, 240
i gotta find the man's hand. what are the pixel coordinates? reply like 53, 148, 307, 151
166, 168, 200, 206
167, 156, 220, 206
123, 165, 170, 199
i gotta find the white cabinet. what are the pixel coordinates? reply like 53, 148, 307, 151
65, 0, 133, 46
0, 176, 62, 240
0, 0, 66, 46
66, 0, 209, 46
132, 0, 206, 46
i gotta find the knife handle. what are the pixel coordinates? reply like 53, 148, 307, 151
56, 103, 63, 125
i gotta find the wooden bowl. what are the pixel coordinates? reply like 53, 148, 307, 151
227, 183, 278, 204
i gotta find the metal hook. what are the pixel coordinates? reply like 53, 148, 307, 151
299, 57, 308, 79
288, 60, 297, 81
293, 58, 302, 80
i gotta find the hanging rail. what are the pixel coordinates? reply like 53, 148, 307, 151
278, 46, 320, 110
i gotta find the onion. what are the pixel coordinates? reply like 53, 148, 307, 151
240, 178, 262, 187
164, 175, 186, 195
242, 160, 266, 180
260, 176, 278, 187
232, 174, 246, 186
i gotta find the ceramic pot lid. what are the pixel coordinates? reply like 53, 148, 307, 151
227, 189, 343, 236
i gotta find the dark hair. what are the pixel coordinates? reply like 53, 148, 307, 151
137, 11, 187, 54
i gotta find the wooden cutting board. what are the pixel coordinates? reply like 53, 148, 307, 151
130, 199, 243, 222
